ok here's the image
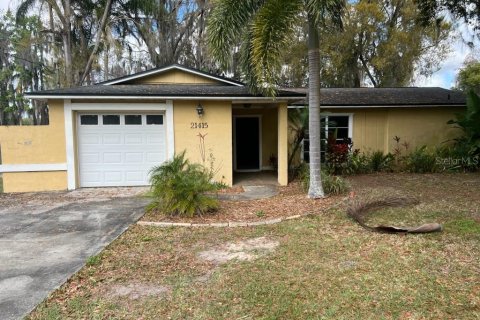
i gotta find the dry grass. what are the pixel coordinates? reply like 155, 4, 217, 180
27, 173, 480, 320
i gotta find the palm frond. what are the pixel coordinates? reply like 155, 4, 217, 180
304, 0, 345, 29
15, 0, 37, 23
207, 0, 266, 69
238, 28, 261, 93
250, 0, 302, 96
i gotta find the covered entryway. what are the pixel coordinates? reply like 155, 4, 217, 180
77, 113, 166, 187
232, 104, 288, 185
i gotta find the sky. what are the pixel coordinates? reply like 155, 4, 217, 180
0, 0, 477, 89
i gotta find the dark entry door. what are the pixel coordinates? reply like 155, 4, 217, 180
235, 117, 260, 171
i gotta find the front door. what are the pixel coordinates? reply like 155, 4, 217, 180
235, 116, 261, 171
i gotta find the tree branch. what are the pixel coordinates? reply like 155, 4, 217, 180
359, 54, 377, 87
78, 0, 114, 85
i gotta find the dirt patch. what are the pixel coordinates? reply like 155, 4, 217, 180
104, 282, 171, 300
198, 236, 279, 265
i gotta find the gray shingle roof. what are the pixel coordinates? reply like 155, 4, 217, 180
25, 83, 466, 107
25, 84, 304, 99
289, 87, 466, 106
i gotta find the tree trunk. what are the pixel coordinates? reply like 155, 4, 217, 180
307, 16, 325, 198
63, 0, 73, 87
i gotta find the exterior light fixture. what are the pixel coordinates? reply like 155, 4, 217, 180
196, 103, 204, 118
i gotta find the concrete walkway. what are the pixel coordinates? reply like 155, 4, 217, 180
216, 185, 278, 201
0, 196, 147, 320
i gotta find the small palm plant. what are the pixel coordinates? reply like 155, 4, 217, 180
147, 151, 224, 217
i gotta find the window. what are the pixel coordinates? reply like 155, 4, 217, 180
302, 114, 351, 163
80, 115, 98, 125
103, 115, 120, 125
146, 115, 163, 125
125, 115, 142, 125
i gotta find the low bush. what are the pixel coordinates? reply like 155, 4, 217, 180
405, 146, 438, 173
369, 151, 395, 172
299, 163, 350, 195
343, 150, 394, 175
325, 137, 352, 175
147, 151, 224, 217
345, 150, 371, 174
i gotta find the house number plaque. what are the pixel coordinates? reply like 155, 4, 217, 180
191, 122, 208, 129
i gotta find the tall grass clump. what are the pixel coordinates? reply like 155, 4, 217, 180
299, 163, 350, 195
147, 151, 224, 217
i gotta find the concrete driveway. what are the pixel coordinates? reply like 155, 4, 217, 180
0, 189, 148, 320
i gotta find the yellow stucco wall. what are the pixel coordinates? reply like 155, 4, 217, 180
289, 106, 464, 166
0, 100, 67, 192
173, 100, 233, 185
330, 107, 462, 153
232, 106, 278, 168
128, 69, 220, 85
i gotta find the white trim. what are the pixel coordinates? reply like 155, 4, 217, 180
100, 65, 244, 86
233, 115, 262, 172
301, 113, 354, 163
288, 104, 465, 109
321, 112, 354, 138
64, 101, 173, 190
64, 99, 76, 190
166, 100, 175, 160
0, 163, 67, 173
24, 94, 304, 102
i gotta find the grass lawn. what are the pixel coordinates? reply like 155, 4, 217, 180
28, 173, 480, 319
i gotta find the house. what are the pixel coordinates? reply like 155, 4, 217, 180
0, 64, 466, 192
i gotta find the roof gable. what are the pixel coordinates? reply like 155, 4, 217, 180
100, 64, 244, 86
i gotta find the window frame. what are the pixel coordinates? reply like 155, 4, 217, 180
301, 113, 353, 163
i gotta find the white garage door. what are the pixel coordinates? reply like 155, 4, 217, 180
77, 113, 167, 187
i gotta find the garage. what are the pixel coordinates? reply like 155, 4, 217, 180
77, 113, 167, 187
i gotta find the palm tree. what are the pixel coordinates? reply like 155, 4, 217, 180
208, 0, 344, 198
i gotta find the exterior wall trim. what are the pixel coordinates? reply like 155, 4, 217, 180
25, 95, 303, 102
64, 101, 173, 190
0, 163, 67, 173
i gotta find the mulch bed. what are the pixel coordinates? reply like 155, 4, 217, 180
142, 182, 342, 223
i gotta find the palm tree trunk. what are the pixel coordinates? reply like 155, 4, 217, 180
307, 15, 325, 198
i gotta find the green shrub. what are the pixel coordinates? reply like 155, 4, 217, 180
405, 146, 438, 173
369, 151, 394, 172
343, 150, 394, 175
147, 151, 224, 217
299, 163, 350, 195
345, 151, 371, 174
